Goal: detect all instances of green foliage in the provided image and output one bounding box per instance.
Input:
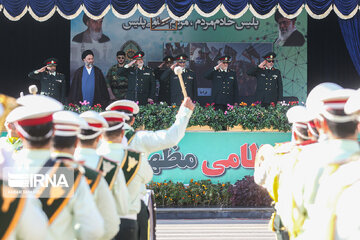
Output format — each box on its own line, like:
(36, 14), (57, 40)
(148, 176), (272, 207)
(134, 101), (297, 131)
(148, 179), (232, 207)
(66, 101), (298, 132)
(64, 102), (103, 113)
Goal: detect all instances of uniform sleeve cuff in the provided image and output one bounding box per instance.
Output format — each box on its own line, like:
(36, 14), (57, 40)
(124, 64), (130, 69)
(178, 105), (193, 119)
(34, 70), (39, 74)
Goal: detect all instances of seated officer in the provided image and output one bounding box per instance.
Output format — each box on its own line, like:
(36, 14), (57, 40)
(204, 55), (239, 111)
(53, 111), (118, 240)
(118, 51), (156, 105)
(28, 58), (66, 103)
(8, 95), (104, 240)
(160, 54), (197, 105)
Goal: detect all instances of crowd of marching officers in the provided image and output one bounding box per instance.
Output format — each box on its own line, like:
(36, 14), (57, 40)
(254, 83), (360, 240)
(28, 49), (283, 111)
(0, 92), (195, 239)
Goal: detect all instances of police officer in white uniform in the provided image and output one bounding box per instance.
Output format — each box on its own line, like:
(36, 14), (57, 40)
(8, 95), (105, 240)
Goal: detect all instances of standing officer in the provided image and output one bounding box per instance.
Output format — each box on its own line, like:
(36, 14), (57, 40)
(106, 51), (129, 101)
(160, 54), (197, 105)
(155, 56), (174, 104)
(106, 98), (195, 240)
(118, 51), (156, 105)
(247, 52), (283, 107)
(204, 55), (239, 111)
(28, 58), (66, 103)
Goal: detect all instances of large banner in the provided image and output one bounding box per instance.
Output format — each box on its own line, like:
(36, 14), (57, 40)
(70, 11), (307, 102)
(148, 131), (291, 184)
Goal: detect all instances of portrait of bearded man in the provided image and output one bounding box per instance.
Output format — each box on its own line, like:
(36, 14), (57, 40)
(274, 10), (305, 47)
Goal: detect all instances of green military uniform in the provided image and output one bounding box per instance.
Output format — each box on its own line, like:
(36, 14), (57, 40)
(118, 66), (156, 105)
(106, 64), (128, 100)
(28, 71), (66, 103)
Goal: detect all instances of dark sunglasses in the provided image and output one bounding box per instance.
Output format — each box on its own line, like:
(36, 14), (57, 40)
(267, 60), (274, 63)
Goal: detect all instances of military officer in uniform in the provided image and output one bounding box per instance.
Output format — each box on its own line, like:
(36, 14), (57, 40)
(8, 95), (105, 240)
(160, 54), (197, 105)
(118, 51), (156, 105)
(106, 98), (195, 240)
(291, 88), (359, 239)
(255, 105), (316, 240)
(155, 56), (174, 104)
(247, 52), (283, 107)
(28, 58), (66, 103)
(53, 111), (119, 240)
(0, 95), (48, 240)
(97, 111), (145, 240)
(204, 55), (239, 111)
(106, 51), (129, 101)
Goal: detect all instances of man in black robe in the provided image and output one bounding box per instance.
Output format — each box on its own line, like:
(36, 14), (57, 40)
(68, 50), (110, 107)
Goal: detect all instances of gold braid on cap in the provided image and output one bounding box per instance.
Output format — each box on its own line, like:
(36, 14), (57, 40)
(0, 94), (18, 132)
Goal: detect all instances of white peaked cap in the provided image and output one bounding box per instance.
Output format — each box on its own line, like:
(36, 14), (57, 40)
(306, 82), (343, 119)
(286, 105), (312, 124)
(344, 88), (360, 117)
(79, 111), (109, 129)
(7, 105), (59, 141)
(319, 88), (358, 123)
(16, 94), (63, 112)
(53, 111), (88, 137)
(106, 100), (139, 115)
(100, 111), (129, 132)
(78, 111), (108, 140)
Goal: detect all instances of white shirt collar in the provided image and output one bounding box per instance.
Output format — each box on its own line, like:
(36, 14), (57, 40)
(86, 67), (92, 75)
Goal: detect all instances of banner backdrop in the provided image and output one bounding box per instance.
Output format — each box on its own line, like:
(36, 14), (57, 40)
(70, 11), (307, 102)
(148, 131), (291, 184)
